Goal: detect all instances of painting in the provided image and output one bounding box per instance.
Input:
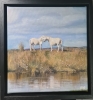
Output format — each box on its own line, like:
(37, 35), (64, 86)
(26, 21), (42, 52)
(7, 6), (88, 93)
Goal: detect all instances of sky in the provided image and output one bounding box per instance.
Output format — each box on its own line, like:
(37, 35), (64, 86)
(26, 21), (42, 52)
(7, 7), (87, 50)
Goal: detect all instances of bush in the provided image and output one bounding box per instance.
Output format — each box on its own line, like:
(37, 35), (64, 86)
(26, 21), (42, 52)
(18, 42), (24, 51)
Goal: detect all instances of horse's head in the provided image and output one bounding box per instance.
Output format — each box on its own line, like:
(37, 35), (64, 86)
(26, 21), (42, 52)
(46, 36), (50, 41)
(40, 36), (49, 42)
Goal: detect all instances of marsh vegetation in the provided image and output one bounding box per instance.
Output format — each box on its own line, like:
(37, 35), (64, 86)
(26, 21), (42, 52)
(8, 47), (87, 76)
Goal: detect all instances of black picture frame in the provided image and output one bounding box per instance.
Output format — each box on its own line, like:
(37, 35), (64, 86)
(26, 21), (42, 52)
(0, 0), (93, 100)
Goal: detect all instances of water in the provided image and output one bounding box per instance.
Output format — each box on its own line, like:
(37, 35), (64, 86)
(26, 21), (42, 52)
(7, 72), (88, 93)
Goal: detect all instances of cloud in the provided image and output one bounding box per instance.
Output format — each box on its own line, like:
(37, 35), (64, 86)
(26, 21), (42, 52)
(8, 24), (86, 36)
(61, 14), (86, 27)
(64, 40), (87, 47)
(8, 35), (27, 40)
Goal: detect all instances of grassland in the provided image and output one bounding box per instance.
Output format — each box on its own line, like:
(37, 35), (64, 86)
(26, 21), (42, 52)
(8, 47), (87, 76)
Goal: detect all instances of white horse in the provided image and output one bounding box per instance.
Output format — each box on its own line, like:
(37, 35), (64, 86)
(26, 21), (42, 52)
(29, 36), (46, 51)
(43, 36), (63, 52)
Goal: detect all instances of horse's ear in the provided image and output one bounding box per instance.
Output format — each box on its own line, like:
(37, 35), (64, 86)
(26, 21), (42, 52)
(41, 35), (44, 37)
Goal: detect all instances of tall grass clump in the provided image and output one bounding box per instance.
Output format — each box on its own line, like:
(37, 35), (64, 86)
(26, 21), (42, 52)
(18, 42), (24, 51)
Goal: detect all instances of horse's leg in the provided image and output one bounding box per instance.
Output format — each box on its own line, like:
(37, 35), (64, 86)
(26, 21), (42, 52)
(40, 44), (42, 51)
(51, 45), (52, 52)
(57, 44), (59, 52)
(29, 40), (31, 51)
(61, 41), (63, 51)
(61, 43), (63, 51)
(30, 44), (31, 51)
(41, 44), (42, 50)
(33, 45), (35, 51)
(61, 45), (63, 51)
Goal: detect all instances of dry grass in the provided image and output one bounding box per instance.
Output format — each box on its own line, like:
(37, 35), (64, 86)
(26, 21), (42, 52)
(8, 48), (87, 74)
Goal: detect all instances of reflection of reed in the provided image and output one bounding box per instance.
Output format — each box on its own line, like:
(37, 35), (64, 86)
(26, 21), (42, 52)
(8, 72), (28, 81)
(8, 72), (17, 81)
(62, 72), (80, 83)
(54, 72), (87, 84)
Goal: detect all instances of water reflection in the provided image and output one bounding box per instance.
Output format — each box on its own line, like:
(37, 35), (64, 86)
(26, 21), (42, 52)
(8, 72), (88, 93)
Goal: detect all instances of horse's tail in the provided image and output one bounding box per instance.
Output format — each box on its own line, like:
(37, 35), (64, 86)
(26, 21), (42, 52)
(29, 39), (31, 51)
(61, 40), (63, 51)
(29, 39), (31, 45)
